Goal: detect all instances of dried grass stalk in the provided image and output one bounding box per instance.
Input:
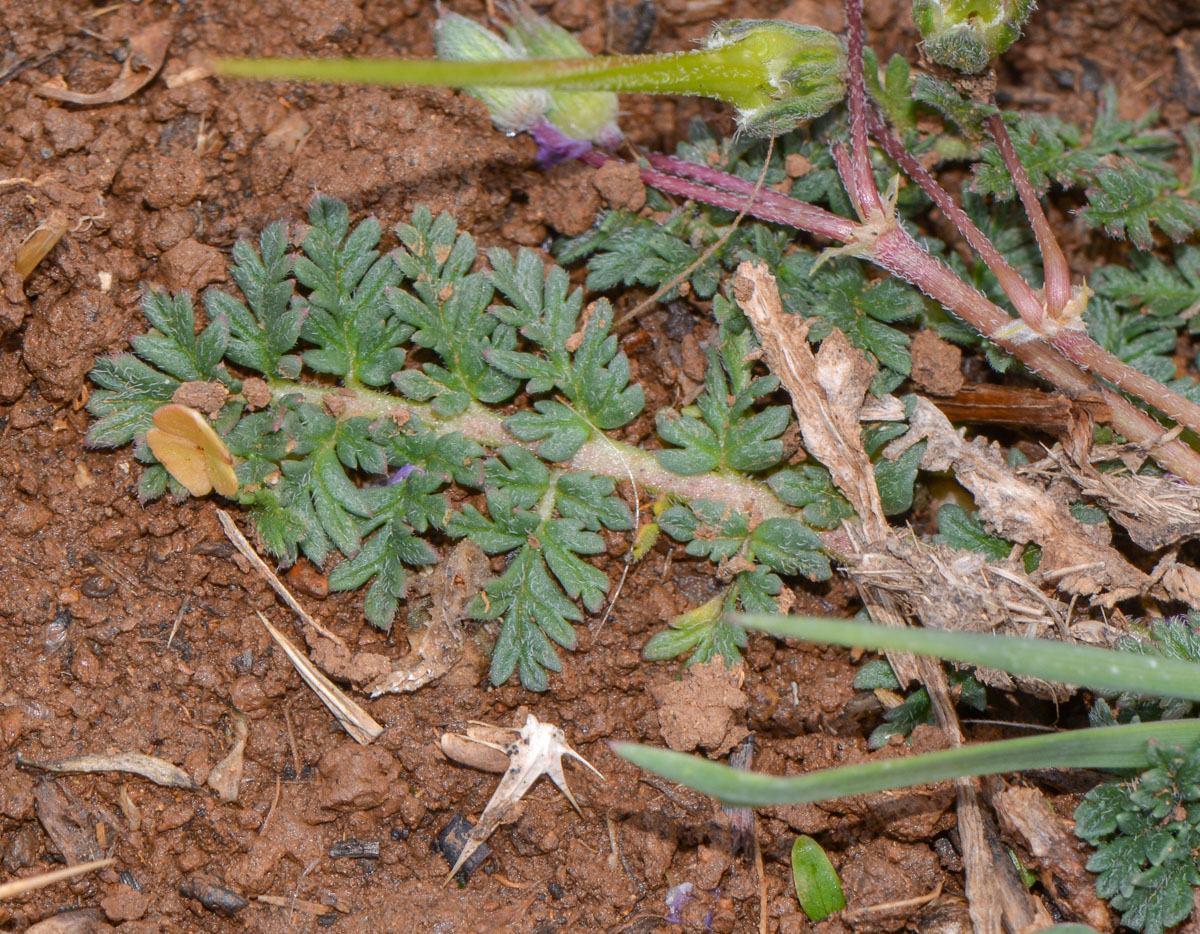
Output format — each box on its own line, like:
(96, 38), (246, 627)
(254, 611), (383, 745)
(0, 858), (115, 900)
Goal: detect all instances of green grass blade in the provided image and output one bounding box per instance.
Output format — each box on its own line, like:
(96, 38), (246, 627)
(615, 719), (1200, 808)
(733, 614), (1200, 701)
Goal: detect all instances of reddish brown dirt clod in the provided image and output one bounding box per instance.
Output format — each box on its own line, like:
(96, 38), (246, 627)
(910, 329), (964, 397)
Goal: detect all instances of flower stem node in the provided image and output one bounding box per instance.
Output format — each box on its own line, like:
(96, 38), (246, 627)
(992, 280), (1091, 344)
(911, 0), (1036, 73)
(812, 174), (902, 271)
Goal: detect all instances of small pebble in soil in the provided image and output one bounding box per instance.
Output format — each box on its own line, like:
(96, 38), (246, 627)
(390, 826), (409, 841)
(329, 839), (380, 859)
(80, 574), (116, 598)
(548, 881), (564, 900)
(434, 814), (491, 883)
(179, 872), (249, 917)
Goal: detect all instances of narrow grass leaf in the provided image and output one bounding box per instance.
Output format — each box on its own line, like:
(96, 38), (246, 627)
(733, 614), (1200, 701)
(615, 720), (1200, 808)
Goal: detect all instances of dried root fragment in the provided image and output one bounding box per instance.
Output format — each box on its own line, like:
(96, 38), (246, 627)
(844, 532), (1124, 699)
(35, 22), (172, 105)
(440, 713), (603, 884)
(1022, 447), (1200, 551)
(900, 397), (1148, 605)
(19, 751), (196, 789)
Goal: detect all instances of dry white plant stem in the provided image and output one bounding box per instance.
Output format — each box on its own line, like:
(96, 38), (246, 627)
(17, 751), (196, 789)
(0, 858), (115, 900)
(217, 508), (346, 647)
(440, 713), (603, 884)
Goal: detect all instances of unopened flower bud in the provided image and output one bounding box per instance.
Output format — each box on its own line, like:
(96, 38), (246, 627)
(703, 20), (846, 137)
(434, 11), (549, 133)
(502, 2), (622, 148)
(911, 0), (1036, 73)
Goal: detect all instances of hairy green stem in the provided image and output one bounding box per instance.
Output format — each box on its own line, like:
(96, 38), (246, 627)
(269, 379), (801, 525)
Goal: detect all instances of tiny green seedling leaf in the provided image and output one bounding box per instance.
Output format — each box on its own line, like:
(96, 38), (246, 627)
(791, 835), (846, 921)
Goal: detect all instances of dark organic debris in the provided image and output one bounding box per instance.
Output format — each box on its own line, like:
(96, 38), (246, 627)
(329, 839), (380, 860)
(434, 814), (491, 883)
(179, 873), (249, 917)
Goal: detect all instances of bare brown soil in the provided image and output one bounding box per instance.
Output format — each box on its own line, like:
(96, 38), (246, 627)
(0, 1), (1194, 932)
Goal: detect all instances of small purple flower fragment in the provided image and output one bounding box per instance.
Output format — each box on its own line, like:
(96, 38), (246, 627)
(386, 464), (422, 485)
(530, 120), (594, 168)
(664, 882), (693, 924)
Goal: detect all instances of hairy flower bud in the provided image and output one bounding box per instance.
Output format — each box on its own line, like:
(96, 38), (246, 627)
(702, 20), (846, 137)
(912, 0), (1036, 73)
(502, 2), (623, 149)
(433, 11), (549, 133)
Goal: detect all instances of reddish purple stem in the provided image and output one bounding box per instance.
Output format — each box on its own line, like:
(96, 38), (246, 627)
(843, 0), (883, 218)
(866, 108), (1045, 326)
(580, 149), (857, 240)
(987, 113), (1073, 315)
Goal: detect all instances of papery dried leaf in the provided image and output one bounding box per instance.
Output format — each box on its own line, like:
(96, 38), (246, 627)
(35, 22), (172, 105)
(20, 751), (196, 789)
(147, 403), (238, 497)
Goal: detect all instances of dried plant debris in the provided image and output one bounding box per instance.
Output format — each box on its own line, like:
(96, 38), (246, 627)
(254, 611), (384, 745)
(35, 22), (172, 105)
(989, 780), (1111, 932)
(34, 781), (115, 865)
(0, 858), (115, 901)
(845, 533), (1121, 699)
(1022, 448), (1200, 551)
(439, 713), (603, 883)
(206, 712), (248, 803)
(218, 509), (345, 646)
(15, 213), (68, 282)
(19, 751), (196, 789)
(899, 397), (1147, 605)
(368, 540), (491, 696)
(734, 261), (1049, 933)
(734, 260), (921, 683)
